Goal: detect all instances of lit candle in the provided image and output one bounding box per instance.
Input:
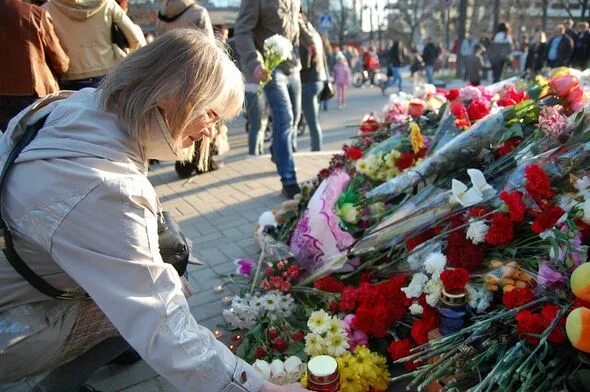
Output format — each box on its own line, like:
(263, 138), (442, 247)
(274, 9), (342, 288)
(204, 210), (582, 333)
(214, 285), (225, 293)
(214, 329), (223, 338)
(222, 296), (233, 303)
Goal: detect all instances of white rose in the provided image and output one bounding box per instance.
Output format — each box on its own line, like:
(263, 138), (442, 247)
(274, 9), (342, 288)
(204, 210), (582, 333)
(270, 359), (287, 385)
(253, 360), (271, 380)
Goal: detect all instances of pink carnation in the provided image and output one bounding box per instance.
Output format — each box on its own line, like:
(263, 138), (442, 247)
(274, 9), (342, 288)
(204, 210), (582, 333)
(539, 105), (574, 139)
(460, 86), (483, 103)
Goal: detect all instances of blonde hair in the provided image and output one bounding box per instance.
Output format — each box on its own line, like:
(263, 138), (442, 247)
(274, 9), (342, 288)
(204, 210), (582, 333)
(99, 29), (244, 166)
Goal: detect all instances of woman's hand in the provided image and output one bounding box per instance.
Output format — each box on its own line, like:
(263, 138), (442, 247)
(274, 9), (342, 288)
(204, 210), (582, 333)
(261, 381), (309, 392)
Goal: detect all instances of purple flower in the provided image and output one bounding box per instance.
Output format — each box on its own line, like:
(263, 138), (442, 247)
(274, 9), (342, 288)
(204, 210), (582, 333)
(234, 258), (256, 276)
(538, 263), (565, 287)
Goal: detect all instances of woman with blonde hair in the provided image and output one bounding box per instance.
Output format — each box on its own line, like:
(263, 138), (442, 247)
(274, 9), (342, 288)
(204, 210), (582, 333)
(0, 30), (307, 392)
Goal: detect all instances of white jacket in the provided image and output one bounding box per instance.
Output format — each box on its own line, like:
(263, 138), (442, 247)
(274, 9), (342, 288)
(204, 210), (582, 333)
(0, 89), (263, 392)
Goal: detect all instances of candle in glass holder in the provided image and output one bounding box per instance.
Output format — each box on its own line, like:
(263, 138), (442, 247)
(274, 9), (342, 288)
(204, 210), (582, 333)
(306, 355), (339, 392)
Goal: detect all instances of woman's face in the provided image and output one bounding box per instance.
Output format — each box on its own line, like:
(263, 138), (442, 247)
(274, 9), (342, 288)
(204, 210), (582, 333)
(180, 109), (220, 148)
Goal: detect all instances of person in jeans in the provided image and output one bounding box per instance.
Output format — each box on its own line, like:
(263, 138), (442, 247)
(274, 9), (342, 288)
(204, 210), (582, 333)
(234, 0), (313, 199)
(298, 12), (325, 151)
(0, 30), (305, 392)
(422, 37), (440, 84)
(0, 0), (69, 131)
(571, 22), (590, 70)
(245, 82), (270, 155)
(381, 39), (404, 94)
(47, 0), (146, 90)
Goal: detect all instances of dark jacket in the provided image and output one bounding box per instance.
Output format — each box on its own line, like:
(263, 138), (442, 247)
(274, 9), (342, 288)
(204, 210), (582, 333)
(572, 31), (590, 67)
(422, 43), (440, 66)
(0, 0), (69, 96)
(547, 34), (574, 66)
(525, 41), (548, 72)
(464, 52), (484, 83)
(299, 20), (326, 84)
(387, 42), (404, 67)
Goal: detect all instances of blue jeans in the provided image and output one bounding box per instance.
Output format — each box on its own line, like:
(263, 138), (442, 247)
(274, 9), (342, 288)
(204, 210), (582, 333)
(383, 66), (402, 91)
(301, 81), (323, 151)
(264, 69), (301, 186)
(425, 65), (435, 84)
(245, 91), (269, 155)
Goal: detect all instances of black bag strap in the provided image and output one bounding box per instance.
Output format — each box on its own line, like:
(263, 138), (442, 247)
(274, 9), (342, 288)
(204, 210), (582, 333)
(0, 106), (87, 300)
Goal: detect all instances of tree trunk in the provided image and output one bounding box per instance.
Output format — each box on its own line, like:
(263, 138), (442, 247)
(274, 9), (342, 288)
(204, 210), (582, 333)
(581, 0), (589, 21)
(469, 0), (480, 37)
(493, 0), (500, 32)
(456, 0), (468, 78)
(542, 0), (548, 30)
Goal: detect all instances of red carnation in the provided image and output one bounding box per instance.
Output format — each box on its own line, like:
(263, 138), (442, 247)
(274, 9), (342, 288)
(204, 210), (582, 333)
(408, 101), (425, 118)
(345, 146), (364, 161)
(498, 138), (522, 157)
(446, 89), (460, 101)
(291, 330), (304, 342)
(446, 230), (484, 271)
(338, 286), (359, 312)
(525, 164), (554, 204)
(531, 206), (564, 234)
(406, 228), (436, 251)
(396, 152), (416, 171)
(273, 337), (288, 352)
(515, 310), (546, 345)
(313, 276), (345, 293)
(541, 304), (566, 344)
(255, 347), (266, 359)
(360, 118), (380, 133)
(503, 287), (535, 309)
(469, 206), (491, 218)
(467, 97), (491, 121)
(451, 101), (470, 128)
(388, 339), (421, 371)
(410, 311), (439, 345)
(440, 268), (470, 293)
(500, 191), (526, 223)
(485, 213), (514, 246)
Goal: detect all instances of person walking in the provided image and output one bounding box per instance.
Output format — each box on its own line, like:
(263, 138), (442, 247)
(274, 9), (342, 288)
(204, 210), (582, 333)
(547, 24), (574, 68)
(381, 39), (404, 94)
(0, 30), (307, 392)
(571, 22), (590, 70)
(524, 30), (547, 77)
(464, 44), (485, 86)
(47, 0), (145, 91)
(460, 34), (476, 79)
(333, 52), (351, 110)
(298, 12), (325, 151)
(234, 0), (313, 199)
(156, 0), (213, 38)
(0, 0), (69, 131)
(489, 22), (513, 82)
(422, 37), (440, 85)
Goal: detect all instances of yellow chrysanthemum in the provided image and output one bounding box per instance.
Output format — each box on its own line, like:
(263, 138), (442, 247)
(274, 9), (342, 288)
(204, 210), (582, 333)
(340, 371), (364, 392)
(385, 168), (399, 180)
(356, 159), (369, 174)
(409, 122), (425, 154)
(300, 372), (308, 387)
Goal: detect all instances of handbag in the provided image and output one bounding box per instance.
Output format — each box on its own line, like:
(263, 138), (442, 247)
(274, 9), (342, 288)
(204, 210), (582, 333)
(0, 97), (192, 300)
(319, 53), (335, 101)
(111, 23), (129, 51)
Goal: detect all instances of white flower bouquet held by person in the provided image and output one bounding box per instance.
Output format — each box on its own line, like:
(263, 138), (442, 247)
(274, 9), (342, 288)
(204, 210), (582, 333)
(258, 35), (293, 92)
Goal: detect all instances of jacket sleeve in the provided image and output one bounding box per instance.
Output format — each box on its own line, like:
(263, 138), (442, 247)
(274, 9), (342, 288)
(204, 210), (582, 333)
(49, 178), (264, 392)
(199, 8), (214, 39)
(234, 0), (261, 80)
(40, 11), (69, 76)
(112, 2), (147, 51)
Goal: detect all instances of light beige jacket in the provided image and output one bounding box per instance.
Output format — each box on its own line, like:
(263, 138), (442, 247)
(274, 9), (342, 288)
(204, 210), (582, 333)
(47, 0), (146, 80)
(0, 89), (263, 392)
(156, 0), (213, 38)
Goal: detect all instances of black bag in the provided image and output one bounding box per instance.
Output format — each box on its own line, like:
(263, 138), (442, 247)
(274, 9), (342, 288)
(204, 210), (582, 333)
(319, 52), (335, 101)
(0, 100), (191, 300)
(111, 23), (129, 51)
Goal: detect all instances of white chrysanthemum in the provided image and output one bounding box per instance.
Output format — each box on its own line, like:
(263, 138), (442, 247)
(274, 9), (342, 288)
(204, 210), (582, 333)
(304, 333), (325, 356)
(583, 199), (590, 225)
(424, 279), (443, 307)
(326, 317), (347, 336)
(307, 309), (331, 334)
(466, 220), (489, 245)
(401, 273), (429, 298)
(263, 35), (293, 60)
(260, 292), (280, 312)
(424, 252), (447, 278)
(324, 332), (350, 357)
(409, 303), (424, 315)
(466, 284), (493, 313)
